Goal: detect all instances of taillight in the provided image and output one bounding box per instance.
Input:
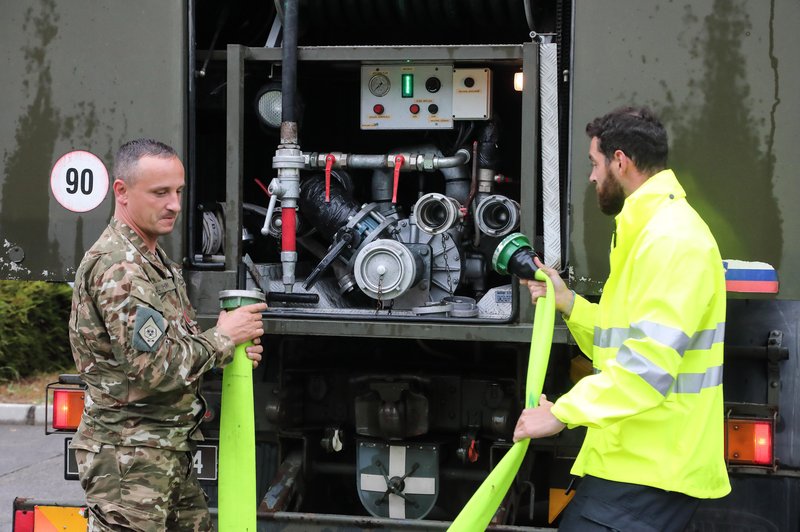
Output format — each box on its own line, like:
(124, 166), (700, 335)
(725, 418), (774, 466)
(13, 508), (34, 532)
(52, 388), (84, 431)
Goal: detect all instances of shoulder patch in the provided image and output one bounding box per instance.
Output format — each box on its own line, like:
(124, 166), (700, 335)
(132, 305), (167, 352)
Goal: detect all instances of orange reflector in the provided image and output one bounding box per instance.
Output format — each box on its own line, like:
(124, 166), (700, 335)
(548, 487), (576, 524)
(52, 389), (84, 430)
(34, 505), (87, 531)
(725, 418), (773, 466)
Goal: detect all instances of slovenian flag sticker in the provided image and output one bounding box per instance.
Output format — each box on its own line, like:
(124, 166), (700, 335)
(723, 260), (779, 294)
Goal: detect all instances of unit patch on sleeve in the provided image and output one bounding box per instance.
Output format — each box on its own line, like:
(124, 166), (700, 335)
(133, 305), (167, 352)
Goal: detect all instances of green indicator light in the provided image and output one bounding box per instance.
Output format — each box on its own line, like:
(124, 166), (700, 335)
(401, 73), (414, 98)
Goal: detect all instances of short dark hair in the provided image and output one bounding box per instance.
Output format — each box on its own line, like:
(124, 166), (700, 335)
(113, 138), (178, 183)
(586, 106), (668, 175)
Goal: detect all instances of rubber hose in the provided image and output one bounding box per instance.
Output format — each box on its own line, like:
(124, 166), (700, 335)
(449, 269), (555, 530)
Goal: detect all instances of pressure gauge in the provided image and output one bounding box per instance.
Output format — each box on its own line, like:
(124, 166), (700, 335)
(368, 73), (391, 97)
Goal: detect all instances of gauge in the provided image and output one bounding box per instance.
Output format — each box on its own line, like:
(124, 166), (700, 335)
(368, 73), (391, 97)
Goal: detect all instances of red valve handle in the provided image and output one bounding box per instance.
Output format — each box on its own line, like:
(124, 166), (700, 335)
(392, 155), (405, 204)
(468, 439), (479, 463)
(325, 154), (336, 203)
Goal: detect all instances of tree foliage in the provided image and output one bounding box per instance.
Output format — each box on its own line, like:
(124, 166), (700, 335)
(0, 281), (74, 381)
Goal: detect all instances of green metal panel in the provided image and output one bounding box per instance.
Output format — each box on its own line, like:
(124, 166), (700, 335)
(570, 0), (800, 299)
(0, 0), (187, 281)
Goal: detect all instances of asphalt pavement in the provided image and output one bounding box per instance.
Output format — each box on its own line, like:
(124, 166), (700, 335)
(0, 422), (85, 530)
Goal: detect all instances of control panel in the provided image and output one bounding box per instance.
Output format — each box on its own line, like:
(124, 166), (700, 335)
(360, 64), (454, 130)
(452, 68), (493, 120)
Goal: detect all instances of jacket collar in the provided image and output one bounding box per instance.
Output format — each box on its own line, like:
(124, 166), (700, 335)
(109, 218), (171, 274)
(613, 169), (685, 249)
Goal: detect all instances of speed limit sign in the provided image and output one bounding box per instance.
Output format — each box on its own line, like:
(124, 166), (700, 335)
(50, 150), (110, 213)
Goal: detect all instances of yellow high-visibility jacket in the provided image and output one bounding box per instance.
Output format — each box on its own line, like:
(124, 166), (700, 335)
(551, 169), (731, 499)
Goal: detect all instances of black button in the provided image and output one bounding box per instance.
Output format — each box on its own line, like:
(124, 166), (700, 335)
(428, 104), (439, 115)
(464, 77), (475, 88)
(425, 77), (441, 93)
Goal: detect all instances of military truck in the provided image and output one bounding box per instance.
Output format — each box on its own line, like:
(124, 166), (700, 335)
(5, 0), (800, 529)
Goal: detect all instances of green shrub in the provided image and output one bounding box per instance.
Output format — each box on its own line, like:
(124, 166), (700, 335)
(0, 280), (74, 381)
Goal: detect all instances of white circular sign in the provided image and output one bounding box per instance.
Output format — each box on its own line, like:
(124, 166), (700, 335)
(50, 150), (110, 213)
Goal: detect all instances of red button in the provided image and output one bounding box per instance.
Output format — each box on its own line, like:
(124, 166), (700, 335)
(373, 104), (385, 114)
(409, 104), (420, 114)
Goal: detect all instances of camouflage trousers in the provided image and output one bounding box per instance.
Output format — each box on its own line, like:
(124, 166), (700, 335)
(75, 444), (212, 532)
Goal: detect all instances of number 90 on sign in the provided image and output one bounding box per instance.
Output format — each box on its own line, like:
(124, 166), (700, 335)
(50, 150), (110, 213)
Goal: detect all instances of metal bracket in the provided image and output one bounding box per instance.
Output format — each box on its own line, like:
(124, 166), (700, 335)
(766, 330), (789, 406)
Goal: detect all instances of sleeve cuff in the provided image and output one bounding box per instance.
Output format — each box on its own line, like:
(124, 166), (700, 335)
(564, 293), (592, 325)
(202, 327), (236, 366)
(550, 398), (580, 430)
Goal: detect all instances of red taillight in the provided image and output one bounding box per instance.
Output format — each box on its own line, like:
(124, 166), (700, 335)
(52, 389), (84, 430)
(752, 422), (773, 464)
(725, 418), (773, 466)
(13, 509), (34, 532)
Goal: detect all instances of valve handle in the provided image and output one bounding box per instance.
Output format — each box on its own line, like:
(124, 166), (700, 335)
(302, 230), (353, 290)
(325, 154), (336, 203)
(392, 155), (405, 204)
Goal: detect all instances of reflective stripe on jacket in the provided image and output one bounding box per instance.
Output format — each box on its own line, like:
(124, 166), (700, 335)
(551, 169), (731, 499)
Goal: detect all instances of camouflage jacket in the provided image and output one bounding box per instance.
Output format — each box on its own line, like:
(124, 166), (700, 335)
(69, 219), (234, 451)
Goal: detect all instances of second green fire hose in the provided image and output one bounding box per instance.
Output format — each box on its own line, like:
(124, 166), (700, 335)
(449, 268), (555, 530)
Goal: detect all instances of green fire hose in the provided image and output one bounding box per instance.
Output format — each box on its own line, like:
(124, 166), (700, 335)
(449, 268), (555, 530)
(218, 290), (265, 532)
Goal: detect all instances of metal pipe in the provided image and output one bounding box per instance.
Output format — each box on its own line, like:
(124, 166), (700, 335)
(305, 149), (470, 172)
(441, 160), (470, 205)
(281, 207), (297, 251)
(436, 148), (471, 169)
(272, 0), (303, 292)
(246, 510), (451, 529)
(348, 154), (390, 168)
(370, 168), (393, 210)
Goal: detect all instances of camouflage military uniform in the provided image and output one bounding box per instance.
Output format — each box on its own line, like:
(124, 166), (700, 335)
(70, 219), (234, 531)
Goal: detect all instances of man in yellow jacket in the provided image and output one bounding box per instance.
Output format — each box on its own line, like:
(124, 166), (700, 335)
(514, 106), (730, 531)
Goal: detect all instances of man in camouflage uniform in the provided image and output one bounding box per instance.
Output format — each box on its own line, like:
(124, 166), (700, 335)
(69, 138), (267, 531)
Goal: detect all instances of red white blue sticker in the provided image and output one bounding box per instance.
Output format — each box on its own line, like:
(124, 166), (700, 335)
(50, 150), (110, 213)
(723, 260), (779, 294)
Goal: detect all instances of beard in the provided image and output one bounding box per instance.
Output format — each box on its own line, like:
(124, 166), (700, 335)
(597, 169), (625, 215)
